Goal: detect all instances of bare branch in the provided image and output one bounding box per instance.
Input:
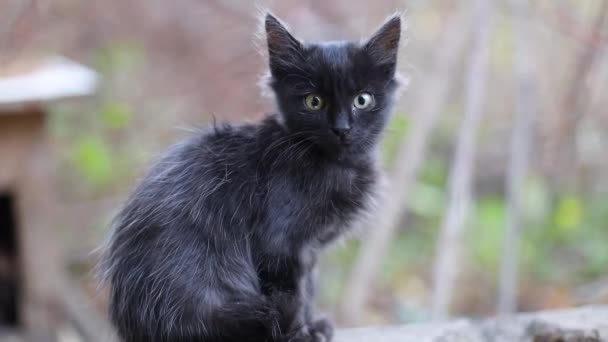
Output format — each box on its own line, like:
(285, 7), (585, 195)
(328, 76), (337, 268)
(431, 0), (493, 321)
(0, 0), (33, 65)
(545, 0), (608, 183)
(497, 0), (538, 315)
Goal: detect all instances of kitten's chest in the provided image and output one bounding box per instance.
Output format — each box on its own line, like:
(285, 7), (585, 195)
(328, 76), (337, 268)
(291, 161), (378, 226)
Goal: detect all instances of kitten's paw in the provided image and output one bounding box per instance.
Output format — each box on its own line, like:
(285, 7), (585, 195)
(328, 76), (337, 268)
(311, 331), (328, 342)
(310, 318), (334, 342)
(284, 319), (333, 342)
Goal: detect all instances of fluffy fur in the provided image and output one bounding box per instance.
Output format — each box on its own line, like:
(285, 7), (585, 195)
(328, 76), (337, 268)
(100, 13), (402, 342)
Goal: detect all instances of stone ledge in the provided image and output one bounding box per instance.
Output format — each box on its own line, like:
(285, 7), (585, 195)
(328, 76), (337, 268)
(335, 306), (608, 341)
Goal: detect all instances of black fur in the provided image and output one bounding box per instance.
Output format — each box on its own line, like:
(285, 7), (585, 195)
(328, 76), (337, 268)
(100, 13), (402, 342)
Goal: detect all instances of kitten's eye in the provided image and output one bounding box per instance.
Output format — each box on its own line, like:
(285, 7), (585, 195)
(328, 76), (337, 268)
(304, 94), (324, 111)
(353, 93), (374, 110)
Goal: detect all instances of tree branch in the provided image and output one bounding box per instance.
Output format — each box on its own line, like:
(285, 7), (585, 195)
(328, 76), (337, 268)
(497, 0), (538, 315)
(431, 0), (493, 321)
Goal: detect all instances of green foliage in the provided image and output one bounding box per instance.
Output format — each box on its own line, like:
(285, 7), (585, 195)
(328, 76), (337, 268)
(469, 197), (506, 270)
(420, 158), (448, 187)
(318, 240), (361, 307)
(408, 158), (448, 218)
(51, 40), (139, 193)
(95, 41), (144, 73)
(570, 195), (608, 278)
(101, 102), (132, 129)
(579, 235), (608, 278)
(382, 225), (438, 283)
(521, 177), (552, 224)
(489, 14), (514, 69)
(408, 182), (445, 218)
(382, 113), (410, 166)
(518, 189), (608, 282)
(553, 195), (584, 235)
(72, 136), (113, 186)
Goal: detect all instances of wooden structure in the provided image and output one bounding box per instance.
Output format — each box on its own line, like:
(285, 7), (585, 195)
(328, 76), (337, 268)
(0, 57), (97, 341)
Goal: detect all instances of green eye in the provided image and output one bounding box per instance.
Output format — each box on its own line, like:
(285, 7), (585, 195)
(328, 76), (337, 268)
(304, 94), (324, 111)
(353, 92), (374, 110)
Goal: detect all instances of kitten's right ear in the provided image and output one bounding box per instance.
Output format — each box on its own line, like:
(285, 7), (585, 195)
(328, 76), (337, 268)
(364, 14), (402, 68)
(265, 14), (302, 73)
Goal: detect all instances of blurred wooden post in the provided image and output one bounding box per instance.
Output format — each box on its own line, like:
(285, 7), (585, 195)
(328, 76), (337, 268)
(20, 110), (61, 341)
(0, 108), (59, 341)
(546, 0), (608, 184)
(497, 0), (537, 315)
(0, 57), (98, 340)
(431, 0), (492, 321)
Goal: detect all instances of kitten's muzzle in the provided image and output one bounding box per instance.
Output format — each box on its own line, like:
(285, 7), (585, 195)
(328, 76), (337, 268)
(331, 126), (352, 142)
(330, 111), (353, 142)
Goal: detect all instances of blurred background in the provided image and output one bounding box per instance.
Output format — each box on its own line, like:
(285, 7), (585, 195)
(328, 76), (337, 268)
(1, 0), (607, 340)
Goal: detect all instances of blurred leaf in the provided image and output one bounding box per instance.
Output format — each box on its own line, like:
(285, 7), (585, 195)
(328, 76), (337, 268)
(573, 194), (608, 278)
(478, 198), (506, 228)
(72, 137), (113, 185)
(408, 182), (444, 217)
(553, 195), (584, 233)
(469, 197), (506, 269)
(101, 102), (132, 129)
(421, 158), (447, 187)
(522, 176), (551, 223)
(95, 41), (143, 73)
(382, 113), (410, 165)
(318, 240), (360, 307)
(489, 15), (513, 69)
(581, 236), (608, 277)
(381, 232), (436, 285)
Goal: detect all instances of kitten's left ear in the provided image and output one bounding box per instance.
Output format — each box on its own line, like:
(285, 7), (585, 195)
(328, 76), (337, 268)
(265, 13), (302, 73)
(364, 14), (402, 68)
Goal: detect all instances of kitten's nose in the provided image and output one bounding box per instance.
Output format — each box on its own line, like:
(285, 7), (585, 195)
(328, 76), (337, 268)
(331, 126), (351, 139)
(331, 112), (352, 140)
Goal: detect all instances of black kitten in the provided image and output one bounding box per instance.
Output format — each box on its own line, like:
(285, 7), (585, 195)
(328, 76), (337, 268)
(101, 13), (402, 342)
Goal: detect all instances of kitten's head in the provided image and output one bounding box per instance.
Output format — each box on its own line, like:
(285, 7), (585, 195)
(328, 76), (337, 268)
(264, 13), (402, 158)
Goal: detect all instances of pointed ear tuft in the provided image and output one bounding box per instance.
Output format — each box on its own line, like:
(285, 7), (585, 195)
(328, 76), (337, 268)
(364, 14), (402, 67)
(265, 13), (301, 59)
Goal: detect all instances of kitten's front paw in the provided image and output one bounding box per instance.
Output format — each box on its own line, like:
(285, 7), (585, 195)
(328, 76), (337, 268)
(310, 318), (334, 342)
(285, 319), (334, 342)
